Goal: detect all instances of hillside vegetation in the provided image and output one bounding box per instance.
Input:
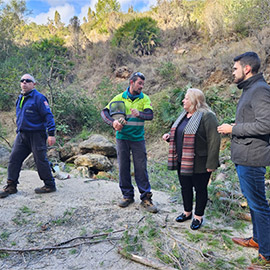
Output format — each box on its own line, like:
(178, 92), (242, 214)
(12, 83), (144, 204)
(1, 0), (270, 141)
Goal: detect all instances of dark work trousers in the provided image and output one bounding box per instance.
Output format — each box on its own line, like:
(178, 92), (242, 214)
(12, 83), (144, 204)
(8, 131), (55, 187)
(116, 139), (151, 200)
(177, 167), (211, 216)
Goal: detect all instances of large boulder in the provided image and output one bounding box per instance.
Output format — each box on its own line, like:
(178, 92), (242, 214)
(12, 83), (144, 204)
(74, 153), (112, 171)
(59, 143), (80, 161)
(0, 144), (10, 167)
(79, 134), (116, 157)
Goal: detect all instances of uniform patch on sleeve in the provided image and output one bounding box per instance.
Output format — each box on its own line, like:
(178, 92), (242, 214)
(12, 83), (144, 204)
(44, 101), (50, 108)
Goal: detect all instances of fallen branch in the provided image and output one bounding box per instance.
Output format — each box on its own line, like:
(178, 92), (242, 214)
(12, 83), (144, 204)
(0, 237), (121, 253)
(83, 178), (107, 183)
(0, 229), (126, 253)
(137, 216), (145, 224)
(155, 244), (182, 270)
(56, 228), (125, 246)
(118, 247), (177, 270)
(165, 232), (208, 261)
(166, 229), (243, 268)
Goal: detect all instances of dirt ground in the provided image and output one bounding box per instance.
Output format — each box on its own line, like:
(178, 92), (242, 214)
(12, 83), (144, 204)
(0, 168), (259, 270)
(0, 170), (182, 270)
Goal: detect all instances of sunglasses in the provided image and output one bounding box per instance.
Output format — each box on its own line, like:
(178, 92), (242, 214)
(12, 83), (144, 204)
(20, 79), (33, 83)
(134, 72), (145, 79)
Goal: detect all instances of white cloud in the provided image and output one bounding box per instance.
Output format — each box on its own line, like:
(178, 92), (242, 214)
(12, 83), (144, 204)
(28, 4), (75, 25)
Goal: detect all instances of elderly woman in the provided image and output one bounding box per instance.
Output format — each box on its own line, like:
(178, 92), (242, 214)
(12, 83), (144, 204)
(162, 88), (220, 230)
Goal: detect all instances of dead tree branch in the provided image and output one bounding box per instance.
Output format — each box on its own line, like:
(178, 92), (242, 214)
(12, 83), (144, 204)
(0, 229), (125, 253)
(118, 247), (178, 270)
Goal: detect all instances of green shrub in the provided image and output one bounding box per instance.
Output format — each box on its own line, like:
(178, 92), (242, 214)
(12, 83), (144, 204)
(94, 77), (124, 111)
(31, 36), (74, 83)
(205, 86), (238, 124)
(0, 36), (74, 111)
(0, 49), (27, 111)
(111, 17), (160, 55)
(148, 86), (187, 135)
(53, 86), (100, 135)
(156, 61), (177, 82)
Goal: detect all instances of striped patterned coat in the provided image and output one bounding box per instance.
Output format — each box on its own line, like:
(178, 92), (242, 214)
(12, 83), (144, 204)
(168, 111), (220, 174)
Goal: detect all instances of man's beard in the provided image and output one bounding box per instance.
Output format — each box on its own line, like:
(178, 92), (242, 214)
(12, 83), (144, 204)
(234, 72), (245, 84)
(133, 88), (142, 95)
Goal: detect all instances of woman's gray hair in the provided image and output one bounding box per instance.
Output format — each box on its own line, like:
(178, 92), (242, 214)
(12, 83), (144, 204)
(186, 88), (212, 113)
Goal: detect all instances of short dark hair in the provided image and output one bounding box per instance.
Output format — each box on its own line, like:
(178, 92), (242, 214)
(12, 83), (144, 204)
(129, 72), (145, 83)
(234, 52), (261, 74)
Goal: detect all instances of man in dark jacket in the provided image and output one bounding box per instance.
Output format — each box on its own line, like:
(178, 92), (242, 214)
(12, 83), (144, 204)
(0, 74), (56, 198)
(218, 52), (270, 269)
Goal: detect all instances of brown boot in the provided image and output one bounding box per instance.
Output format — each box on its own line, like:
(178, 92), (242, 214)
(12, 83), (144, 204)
(34, 185), (56, 194)
(141, 193), (158, 213)
(0, 181), (18, 198)
(118, 198), (134, 208)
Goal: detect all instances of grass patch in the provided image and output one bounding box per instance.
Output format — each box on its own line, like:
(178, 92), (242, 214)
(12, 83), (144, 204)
(0, 231), (10, 240)
(51, 208), (76, 226)
(147, 161), (180, 195)
(19, 205), (35, 215)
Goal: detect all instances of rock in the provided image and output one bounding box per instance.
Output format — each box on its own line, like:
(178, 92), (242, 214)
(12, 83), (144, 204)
(59, 143), (80, 161)
(22, 150), (59, 170)
(173, 47), (188, 55)
(0, 144), (10, 167)
(115, 66), (132, 79)
(79, 134), (116, 157)
(22, 153), (36, 169)
(220, 164), (227, 170)
(48, 148), (60, 160)
(76, 166), (91, 178)
(66, 155), (79, 163)
(95, 171), (112, 179)
(215, 172), (226, 181)
(54, 172), (70, 180)
(74, 153), (112, 171)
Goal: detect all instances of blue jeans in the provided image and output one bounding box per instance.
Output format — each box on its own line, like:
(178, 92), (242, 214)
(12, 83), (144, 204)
(116, 139), (151, 200)
(236, 165), (270, 258)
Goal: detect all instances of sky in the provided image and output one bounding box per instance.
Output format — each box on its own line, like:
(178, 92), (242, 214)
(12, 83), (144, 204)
(20, 0), (158, 25)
